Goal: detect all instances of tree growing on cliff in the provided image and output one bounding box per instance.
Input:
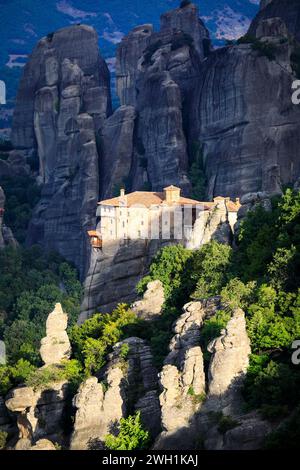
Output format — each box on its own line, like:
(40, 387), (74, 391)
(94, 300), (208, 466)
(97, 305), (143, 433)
(104, 412), (150, 450)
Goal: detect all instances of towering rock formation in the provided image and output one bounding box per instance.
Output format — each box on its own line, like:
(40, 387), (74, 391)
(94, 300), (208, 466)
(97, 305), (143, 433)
(160, 1), (210, 59)
(193, 15), (300, 199)
(116, 25), (153, 107)
(40, 303), (71, 366)
(115, 2), (209, 193)
(70, 337), (161, 449)
(250, 0), (300, 42)
(11, 25), (111, 276)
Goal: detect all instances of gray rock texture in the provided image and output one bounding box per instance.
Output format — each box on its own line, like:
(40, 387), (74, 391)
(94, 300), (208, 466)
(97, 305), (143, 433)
(11, 25), (111, 277)
(154, 301), (209, 449)
(207, 309), (251, 412)
(250, 0), (300, 42)
(160, 2), (210, 59)
(193, 37), (300, 199)
(0, 186), (18, 249)
(70, 337), (160, 449)
(5, 381), (69, 443)
(131, 280), (165, 320)
(40, 303), (71, 366)
(99, 105), (136, 199)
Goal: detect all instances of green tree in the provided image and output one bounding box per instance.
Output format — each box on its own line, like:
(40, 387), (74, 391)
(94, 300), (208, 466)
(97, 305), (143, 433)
(105, 412), (150, 450)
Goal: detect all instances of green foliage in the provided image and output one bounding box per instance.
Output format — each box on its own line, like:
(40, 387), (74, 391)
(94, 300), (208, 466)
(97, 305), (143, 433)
(187, 386), (206, 405)
(0, 359), (36, 396)
(119, 343), (130, 360)
(191, 241), (232, 300)
(236, 35), (276, 60)
(104, 412), (150, 450)
(220, 278), (256, 310)
(69, 304), (138, 374)
(136, 244), (193, 306)
(200, 309), (231, 364)
(188, 142), (207, 201)
(264, 406), (300, 449)
(217, 415), (239, 435)
(0, 175), (41, 243)
(243, 355), (300, 420)
(0, 246), (81, 365)
(251, 40), (276, 61)
(0, 430), (7, 449)
(25, 360), (83, 391)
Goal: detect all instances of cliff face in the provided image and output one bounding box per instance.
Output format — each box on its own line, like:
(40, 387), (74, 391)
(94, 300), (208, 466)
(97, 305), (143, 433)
(9, 1), (300, 288)
(193, 31), (300, 198)
(11, 25), (111, 276)
(250, 0), (300, 42)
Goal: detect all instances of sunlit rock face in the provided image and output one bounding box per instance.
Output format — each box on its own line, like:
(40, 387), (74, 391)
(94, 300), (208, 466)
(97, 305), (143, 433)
(11, 25), (111, 277)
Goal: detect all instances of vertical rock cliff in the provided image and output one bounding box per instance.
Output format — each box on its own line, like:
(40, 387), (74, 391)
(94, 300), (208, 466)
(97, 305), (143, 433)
(193, 11), (300, 198)
(11, 25), (111, 276)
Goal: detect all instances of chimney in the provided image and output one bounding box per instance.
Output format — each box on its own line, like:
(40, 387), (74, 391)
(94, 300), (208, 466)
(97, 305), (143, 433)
(164, 186), (181, 203)
(120, 188), (125, 197)
(236, 197), (240, 205)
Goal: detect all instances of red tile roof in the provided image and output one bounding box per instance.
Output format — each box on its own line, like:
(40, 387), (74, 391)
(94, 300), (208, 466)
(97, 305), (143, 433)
(99, 191), (212, 210)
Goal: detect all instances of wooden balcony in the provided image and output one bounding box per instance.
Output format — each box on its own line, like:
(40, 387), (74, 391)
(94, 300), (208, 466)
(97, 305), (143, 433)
(87, 230), (102, 249)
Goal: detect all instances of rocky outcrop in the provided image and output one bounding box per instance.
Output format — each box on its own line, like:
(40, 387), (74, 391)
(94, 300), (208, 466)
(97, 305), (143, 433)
(11, 25), (111, 276)
(99, 105), (136, 199)
(160, 2), (210, 59)
(40, 303), (71, 366)
(0, 150), (30, 179)
(70, 377), (104, 450)
(155, 301), (212, 449)
(80, 238), (172, 320)
(116, 25), (153, 107)
(131, 280), (165, 320)
(249, 0), (300, 42)
(70, 337), (160, 449)
(0, 186), (18, 249)
(207, 309), (251, 412)
(193, 31), (300, 199)
(5, 381), (69, 446)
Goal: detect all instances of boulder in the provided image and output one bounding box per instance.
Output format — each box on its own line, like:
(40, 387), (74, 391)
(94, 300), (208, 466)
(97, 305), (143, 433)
(131, 280), (165, 320)
(207, 309), (251, 412)
(40, 303), (71, 366)
(70, 377), (104, 450)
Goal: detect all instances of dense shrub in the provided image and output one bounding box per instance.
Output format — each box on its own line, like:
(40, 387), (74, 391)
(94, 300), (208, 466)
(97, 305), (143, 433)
(0, 431), (7, 449)
(69, 304), (138, 374)
(105, 412), (150, 450)
(0, 175), (40, 243)
(0, 246), (82, 365)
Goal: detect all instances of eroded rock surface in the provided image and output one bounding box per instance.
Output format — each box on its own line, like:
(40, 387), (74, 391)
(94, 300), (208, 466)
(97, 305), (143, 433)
(207, 308), (251, 412)
(155, 301), (211, 449)
(12, 25), (111, 276)
(131, 280), (165, 320)
(40, 303), (71, 366)
(70, 337), (160, 449)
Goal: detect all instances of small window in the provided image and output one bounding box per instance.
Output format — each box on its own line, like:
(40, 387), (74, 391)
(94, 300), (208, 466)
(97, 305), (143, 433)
(111, 219), (113, 224)
(122, 221), (125, 228)
(141, 220), (144, 226)
(138, 230), (141, 237)
(120, 210), (122, 216)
